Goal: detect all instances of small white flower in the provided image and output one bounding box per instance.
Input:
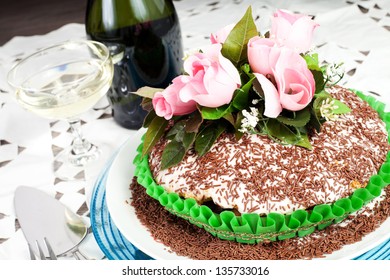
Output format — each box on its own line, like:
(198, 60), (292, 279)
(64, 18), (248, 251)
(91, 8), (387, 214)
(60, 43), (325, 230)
(252, 99), (260, 105)
(320, 98), (339, 121)
(326, 62), (345, 84)
(239, 107), (260, 133)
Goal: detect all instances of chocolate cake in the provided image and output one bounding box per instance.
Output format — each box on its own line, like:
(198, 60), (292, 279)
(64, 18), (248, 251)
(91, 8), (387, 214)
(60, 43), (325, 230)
(130, 7), (390, 258)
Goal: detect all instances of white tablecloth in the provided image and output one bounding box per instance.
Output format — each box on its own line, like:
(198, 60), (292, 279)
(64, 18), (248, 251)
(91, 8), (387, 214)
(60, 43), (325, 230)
(0, 0), (389, 259)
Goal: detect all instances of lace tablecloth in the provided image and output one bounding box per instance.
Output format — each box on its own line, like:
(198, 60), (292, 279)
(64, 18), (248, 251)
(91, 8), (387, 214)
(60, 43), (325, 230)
(0, 0), (389, 259)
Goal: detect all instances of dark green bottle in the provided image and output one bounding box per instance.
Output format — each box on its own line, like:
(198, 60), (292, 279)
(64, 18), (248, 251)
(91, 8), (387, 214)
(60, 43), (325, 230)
(85, 0), (183, 129)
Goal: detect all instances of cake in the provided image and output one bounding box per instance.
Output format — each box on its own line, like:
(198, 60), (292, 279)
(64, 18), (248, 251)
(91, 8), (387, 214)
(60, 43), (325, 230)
(131, 7), (390, 258)
(149, 87), (388, 215)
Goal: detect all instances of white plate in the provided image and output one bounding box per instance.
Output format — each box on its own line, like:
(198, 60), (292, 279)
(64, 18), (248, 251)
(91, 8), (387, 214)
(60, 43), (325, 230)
(105, 131), (390, 260)
(105, 129), (188, 260)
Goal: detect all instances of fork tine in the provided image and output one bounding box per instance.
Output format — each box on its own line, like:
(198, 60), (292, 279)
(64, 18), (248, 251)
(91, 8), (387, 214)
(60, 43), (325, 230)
(36, 240), (46, 260)
(29, 239), (57, 260)
(43, 237), (57, 260)
(27, 243), (36, 260)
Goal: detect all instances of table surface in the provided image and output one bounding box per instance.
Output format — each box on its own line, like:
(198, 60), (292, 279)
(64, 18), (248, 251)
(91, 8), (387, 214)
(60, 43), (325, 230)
(0, 0), (390, 260)
(0, 0), (86, 46)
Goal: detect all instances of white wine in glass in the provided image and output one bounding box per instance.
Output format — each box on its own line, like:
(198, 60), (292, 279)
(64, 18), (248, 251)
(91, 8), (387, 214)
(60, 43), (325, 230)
(7, 40), (114, 180)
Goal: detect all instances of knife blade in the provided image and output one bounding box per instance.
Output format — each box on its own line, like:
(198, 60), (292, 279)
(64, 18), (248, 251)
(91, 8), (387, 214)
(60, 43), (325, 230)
(14, 186), (88, 258)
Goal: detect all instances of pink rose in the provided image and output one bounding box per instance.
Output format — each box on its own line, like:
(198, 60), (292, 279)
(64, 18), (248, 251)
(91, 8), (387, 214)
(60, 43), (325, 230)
(271, 9), (319, 53)
(248, 36), (315, 118)
(152, 76), (197, 120)
(247, 37), (277, 75)
(179, 44), (241, 108)
(210, 24), (235, 44)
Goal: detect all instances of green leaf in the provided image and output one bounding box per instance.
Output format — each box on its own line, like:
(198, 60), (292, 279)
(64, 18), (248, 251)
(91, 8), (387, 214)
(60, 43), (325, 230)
(235, 130), (244, 141)
(182, 132), (196, 150)
(303, 53), (321, 71)
(308, 107), (322, 132)
(332, 99), (351, 115)
(314, 90), (332, 99)
(221, 6), (258, 67)
(241, 63), (252, 76)
(277, 108), (311, 128)
(200, 104), (231, 120)
(311, 70), (325, 94)
(161, 140), (186, 170)
(241, 75), (255, 93)
(166, 121), (186, 141)
(168, 121), (196, 148)
(185, 111), (203, 133)
(265, 119), (312, 149)
(312, 92), (351, 117)
(232, 88), (249, 110)
(134, 86), (164, 99)
(223, 113), (235, 126)
(313, 91), (329, 117)
(143, 109), (157, 128)
(234, 111), (244, 140)
(142, 116), (169, 156)
(162, 120), (197, 167)
(141, 97), (153, 111)
(195, 122), (226, 156)
(295, 133), (313, 149)
(241, 63), (255, 79)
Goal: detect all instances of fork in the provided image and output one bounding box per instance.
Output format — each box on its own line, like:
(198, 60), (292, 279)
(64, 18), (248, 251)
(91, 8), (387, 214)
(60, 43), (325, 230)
(28, 237), (57, 260)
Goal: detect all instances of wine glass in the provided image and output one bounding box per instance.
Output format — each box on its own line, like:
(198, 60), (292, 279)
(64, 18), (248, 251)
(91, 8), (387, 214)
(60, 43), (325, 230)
(7, 40), (114, 180)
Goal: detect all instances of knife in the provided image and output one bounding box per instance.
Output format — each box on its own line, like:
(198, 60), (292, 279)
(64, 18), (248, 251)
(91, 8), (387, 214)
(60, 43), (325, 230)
(14, 186), (88, 258)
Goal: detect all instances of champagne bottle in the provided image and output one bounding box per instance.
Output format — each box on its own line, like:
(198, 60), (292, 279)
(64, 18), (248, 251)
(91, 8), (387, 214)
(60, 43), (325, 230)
(85, 0), (184, 129)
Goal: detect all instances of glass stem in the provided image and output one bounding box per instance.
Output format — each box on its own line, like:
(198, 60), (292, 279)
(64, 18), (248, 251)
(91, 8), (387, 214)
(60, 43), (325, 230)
(68, 119), (92, 155)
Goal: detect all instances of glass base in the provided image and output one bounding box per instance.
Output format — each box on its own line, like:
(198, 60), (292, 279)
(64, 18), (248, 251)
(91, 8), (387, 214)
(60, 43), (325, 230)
(53, 140), (113, 182)
(68, 143), (100, 166)
(53, 144), (101, 181)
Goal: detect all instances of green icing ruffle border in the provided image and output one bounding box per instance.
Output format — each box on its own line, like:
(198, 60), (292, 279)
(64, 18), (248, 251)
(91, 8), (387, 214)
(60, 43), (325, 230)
(133, 89), (390, 244)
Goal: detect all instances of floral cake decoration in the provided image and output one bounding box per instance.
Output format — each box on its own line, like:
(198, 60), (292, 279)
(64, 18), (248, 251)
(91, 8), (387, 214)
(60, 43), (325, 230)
(135, 6), (350, 170)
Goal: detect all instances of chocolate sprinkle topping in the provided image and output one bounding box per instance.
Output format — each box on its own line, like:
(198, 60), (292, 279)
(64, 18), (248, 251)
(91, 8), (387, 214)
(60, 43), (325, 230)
(130, 179), (390, 260)
(149, 87), (389, 215)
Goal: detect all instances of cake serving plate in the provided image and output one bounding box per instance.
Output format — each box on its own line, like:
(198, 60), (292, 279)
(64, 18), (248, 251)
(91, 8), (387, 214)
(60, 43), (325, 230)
(91, 129), (390, 260)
